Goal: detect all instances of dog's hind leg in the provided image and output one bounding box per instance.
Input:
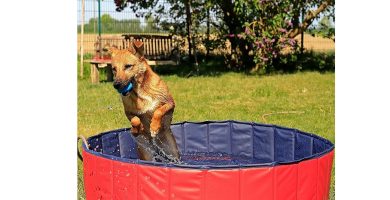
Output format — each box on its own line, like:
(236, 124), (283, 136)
(135, 135), (155, 161)
(152, 110), (180, 162)
(155, 129), (181, 163)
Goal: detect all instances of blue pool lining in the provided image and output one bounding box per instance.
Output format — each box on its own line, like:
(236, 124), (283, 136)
(82, 120), (334, 169)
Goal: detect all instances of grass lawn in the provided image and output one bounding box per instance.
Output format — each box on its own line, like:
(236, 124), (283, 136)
(77, 68), (335, 199)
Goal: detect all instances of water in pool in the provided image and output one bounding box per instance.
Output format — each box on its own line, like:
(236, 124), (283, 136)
(136, 137), (267, 166)
(91, 132), (270, 166)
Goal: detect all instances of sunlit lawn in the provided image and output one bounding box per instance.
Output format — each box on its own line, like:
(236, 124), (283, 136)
(77, 67), (335, 199)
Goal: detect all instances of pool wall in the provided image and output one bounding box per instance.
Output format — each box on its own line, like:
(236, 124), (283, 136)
(82, 121), (334, 200)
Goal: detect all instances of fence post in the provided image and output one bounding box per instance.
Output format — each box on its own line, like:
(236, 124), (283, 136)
(93, 0), (96, 33)
(98, 0), (102, 58)
(80, 0), (85, 78)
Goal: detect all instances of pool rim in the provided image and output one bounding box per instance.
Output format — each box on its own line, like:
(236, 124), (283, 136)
(82, 120), (334, 169)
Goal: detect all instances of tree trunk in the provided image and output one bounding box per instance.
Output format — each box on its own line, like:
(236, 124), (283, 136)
(300, 5), (305, 54)
(291, 0), (300, 29)
(220, 1), (238, 67)
(219, 0), (254, 70)
(184, 0), (192, 60)
(288, 0), (334, 38)
(206, 8), (210, 58)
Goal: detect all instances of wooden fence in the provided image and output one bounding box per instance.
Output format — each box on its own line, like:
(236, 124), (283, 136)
(77, 33), (335, 56)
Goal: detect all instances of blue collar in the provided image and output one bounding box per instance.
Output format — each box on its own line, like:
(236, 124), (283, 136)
(117, 82), (133, 95)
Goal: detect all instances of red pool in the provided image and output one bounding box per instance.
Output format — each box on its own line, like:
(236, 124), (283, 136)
(82, 121), (334, 200)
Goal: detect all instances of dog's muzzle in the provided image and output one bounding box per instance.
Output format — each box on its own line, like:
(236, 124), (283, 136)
(114, 81), (133, 96)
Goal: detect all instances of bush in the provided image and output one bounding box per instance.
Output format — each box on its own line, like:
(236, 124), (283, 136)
(270, 50), (335, 73)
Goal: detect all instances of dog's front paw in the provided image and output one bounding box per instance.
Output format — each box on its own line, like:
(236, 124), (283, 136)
(131, 116), (141, 127)
(150, 120), (160, 138)
(131, 127), (140, 136)
(150, 129), (158, 138)
(130, 116), (144, 136)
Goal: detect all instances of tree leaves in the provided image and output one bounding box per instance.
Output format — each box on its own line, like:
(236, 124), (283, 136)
(110, 0), (334, 71)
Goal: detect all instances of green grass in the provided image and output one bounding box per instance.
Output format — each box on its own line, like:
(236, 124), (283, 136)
(78, 70), (335, 199)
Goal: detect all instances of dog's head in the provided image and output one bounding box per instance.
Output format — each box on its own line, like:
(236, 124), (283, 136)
(109, 40), (146, 94)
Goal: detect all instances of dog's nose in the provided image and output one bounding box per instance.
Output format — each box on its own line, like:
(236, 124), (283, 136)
(113, 81), (121, 89)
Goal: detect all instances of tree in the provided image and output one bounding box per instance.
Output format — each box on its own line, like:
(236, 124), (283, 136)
(143, 16), (159, 33)
(215, 0), (335, 70)
(308, 15), (335, 41)
(77, 14), (144, 34)
(113, 0), (203, 62)
(124, 19), (143, 33)
(112, 0), (335, 71)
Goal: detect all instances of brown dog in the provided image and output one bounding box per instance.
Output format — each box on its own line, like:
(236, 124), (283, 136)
(109, 40), (180, 163)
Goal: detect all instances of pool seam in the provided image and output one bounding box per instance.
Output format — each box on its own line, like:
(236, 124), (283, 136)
(206, 123), (210, 154)
(182, 123), (186, 156)
(273, 126), (276, 162)
(168, 168), (171, 200)
(251, 123), (254, 160)
(229, 122), (232, 155)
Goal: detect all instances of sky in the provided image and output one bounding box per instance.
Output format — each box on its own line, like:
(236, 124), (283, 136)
(77, 0), (167, 25)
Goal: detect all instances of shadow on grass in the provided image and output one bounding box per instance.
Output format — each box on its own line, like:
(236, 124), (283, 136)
(154, 51), (335, 77)
(151, 55), (231, 78)
(270, 50), (335, 74)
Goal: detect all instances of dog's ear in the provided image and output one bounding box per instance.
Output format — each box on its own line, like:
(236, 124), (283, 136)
(103, 44), (117, 56)
(107, 46), (119, 56)
(131, 40), (144, 58)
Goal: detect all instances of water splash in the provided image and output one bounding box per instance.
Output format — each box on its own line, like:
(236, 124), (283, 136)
(132, 135), (177, 163)
(151, 138), (182, 164)
(130, 132), (182, 164)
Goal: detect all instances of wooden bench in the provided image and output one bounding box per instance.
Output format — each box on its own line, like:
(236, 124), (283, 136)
(87, 34), (179, 84)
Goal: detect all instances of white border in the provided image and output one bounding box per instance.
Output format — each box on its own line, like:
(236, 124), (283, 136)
(0, 0), (77, 199)
(336, 0), (390, 199)
(1, 0), (390, 199)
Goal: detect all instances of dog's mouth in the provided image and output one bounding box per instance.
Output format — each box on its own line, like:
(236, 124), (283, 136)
(118, 78), (136, 96)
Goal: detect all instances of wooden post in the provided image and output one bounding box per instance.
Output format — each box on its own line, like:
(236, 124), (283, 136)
(158, 39), (162, 58)
(153, 38), (157, 60)
(106, 65), (113, 82)
(146, 38), (150, 56)
(167, 38), (171, 53)
(156, 38), (160, 57)
(164, 39), (168, 58)
(90, 64), (99, 84)
(80, 0), (85, 78)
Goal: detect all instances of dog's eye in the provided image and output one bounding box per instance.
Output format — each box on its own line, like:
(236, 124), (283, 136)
(112, 67), (117, 73)
(124, 64), (133, 70)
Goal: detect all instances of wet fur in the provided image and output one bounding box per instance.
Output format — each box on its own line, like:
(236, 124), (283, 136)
(109, 41), (180, 162)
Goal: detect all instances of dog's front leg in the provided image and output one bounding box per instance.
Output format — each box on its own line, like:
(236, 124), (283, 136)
(131, 116), (145, 136)
(125, 112), (144, 136)
(150, 102), (174, 137)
